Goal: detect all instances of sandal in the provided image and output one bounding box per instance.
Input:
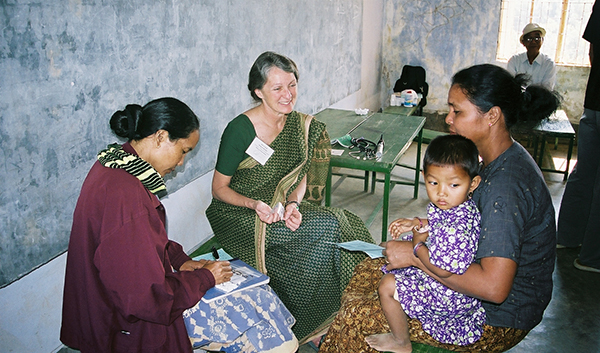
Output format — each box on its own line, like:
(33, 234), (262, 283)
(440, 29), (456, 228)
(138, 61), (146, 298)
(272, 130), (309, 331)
(573, 258), (600, 273)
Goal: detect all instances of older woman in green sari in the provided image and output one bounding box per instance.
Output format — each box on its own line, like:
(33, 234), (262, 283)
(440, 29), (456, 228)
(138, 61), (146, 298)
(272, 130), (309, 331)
(206, 51), (375, 341)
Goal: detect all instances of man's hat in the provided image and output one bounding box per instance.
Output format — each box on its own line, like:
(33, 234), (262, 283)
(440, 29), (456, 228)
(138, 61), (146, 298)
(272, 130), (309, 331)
(520, 23), (546, 42)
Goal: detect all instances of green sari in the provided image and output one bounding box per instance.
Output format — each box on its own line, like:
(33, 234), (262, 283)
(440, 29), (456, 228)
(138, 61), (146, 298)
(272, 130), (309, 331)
(206, 111), (375, 340)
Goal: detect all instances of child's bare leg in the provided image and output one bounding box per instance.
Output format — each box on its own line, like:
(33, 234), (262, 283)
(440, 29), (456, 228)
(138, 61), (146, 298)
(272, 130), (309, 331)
(365, 274), (412, 353)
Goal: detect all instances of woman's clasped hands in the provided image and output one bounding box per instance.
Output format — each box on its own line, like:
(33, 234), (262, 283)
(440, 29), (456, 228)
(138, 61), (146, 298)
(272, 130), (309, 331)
(254, 200), (302, 231)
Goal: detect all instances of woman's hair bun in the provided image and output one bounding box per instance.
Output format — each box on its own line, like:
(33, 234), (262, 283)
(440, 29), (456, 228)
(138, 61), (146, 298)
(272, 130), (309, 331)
(518, 85), (562, 125)
(109, 104), (143, 140)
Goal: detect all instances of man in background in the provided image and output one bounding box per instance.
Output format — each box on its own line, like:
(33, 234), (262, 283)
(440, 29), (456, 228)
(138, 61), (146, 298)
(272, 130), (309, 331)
(507, 23), (557, 89)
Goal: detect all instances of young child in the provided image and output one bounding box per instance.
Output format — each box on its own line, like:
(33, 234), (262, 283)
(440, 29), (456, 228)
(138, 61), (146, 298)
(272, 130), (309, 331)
(366, 134), (485, 353)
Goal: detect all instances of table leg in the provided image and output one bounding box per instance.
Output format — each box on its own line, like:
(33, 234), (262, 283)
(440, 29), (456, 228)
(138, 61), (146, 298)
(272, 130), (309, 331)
(564, 135), (574, 181)
(382, 172), (391, 242)
(532, 134), (539, 162)
(413, 128), (423, 199)
(370, 171), (376, 193)
(537, 135), (546, 168)
(363, 171), (369, 192)
(325, 165), (332, 207)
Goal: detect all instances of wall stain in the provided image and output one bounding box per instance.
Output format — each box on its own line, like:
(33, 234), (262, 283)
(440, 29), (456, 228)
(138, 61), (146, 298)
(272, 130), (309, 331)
(44, 148), (59, 180)
(6, 21), (41, 71)
(58, 30), (77, 53)
(74, 91), (86, 111)
(17, 130), (39, 156)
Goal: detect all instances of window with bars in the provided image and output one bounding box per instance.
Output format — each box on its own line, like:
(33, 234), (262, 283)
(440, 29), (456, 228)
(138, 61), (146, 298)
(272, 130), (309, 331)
(497, 0), (594, 67)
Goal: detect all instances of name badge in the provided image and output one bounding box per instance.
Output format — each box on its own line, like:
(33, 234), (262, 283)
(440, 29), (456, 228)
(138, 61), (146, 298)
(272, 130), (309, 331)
(245, 137), (274, 165)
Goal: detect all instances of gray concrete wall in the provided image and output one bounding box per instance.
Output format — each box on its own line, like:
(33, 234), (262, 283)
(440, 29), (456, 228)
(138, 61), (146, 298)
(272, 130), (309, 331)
(555, 65), (590, 122)
(331, 0), (384, 112)
(0, 0), (363, 287)
(381, 0), (590, 125)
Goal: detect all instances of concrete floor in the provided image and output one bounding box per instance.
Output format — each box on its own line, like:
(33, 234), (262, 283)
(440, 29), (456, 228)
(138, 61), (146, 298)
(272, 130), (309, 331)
(297, 137), (600, 353)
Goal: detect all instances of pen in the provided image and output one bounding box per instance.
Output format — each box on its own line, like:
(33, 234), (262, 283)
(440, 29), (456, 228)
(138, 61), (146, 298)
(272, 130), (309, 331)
(211, 246), (220, 260)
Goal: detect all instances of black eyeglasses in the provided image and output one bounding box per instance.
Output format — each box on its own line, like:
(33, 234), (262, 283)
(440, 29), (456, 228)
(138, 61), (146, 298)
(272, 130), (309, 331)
(524, 36), (543, 43)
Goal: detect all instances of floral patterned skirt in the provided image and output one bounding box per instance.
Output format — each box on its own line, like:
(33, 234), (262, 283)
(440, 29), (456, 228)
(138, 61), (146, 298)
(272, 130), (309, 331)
(319, 258), (529, 353)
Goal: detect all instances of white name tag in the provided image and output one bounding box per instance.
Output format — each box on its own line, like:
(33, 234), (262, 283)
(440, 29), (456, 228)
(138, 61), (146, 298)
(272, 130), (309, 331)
(245, 136), (274, 165)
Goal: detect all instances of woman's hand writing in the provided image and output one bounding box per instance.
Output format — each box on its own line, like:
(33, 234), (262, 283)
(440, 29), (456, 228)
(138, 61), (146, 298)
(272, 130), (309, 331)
(202, 260), (233, 285)
(179, 259), (233, 285)
(179, 259), (211, 271)
(283, 203), (302, 231)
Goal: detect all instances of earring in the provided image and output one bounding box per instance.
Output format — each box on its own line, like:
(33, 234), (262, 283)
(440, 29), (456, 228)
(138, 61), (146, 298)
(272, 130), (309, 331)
(468, 191), (473, 199)
(489, 122), (493, 127)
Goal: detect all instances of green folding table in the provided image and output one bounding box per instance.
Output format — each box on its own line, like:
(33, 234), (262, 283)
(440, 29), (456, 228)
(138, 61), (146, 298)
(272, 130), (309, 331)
(316, 109), (425, 241)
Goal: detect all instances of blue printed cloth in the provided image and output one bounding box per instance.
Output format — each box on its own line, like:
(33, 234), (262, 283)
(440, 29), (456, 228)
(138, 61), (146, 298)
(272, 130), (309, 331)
(184, 285), (298, 352)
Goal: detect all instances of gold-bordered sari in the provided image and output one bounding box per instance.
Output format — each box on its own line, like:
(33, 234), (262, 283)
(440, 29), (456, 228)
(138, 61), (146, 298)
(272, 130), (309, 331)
(206, 111), (374, 340)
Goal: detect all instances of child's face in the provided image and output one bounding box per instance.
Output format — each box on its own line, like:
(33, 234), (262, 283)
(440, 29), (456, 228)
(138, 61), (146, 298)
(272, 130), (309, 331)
(423, 165), (481, 210)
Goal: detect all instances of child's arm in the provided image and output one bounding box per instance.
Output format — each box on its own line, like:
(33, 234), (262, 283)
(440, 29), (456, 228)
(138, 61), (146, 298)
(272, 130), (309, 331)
(388, 217), (428, 240)
(411, 228), (454, 278)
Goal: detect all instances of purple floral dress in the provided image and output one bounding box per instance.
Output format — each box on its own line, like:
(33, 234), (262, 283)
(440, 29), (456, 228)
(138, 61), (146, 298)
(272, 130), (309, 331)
(384, 199), (485, 345)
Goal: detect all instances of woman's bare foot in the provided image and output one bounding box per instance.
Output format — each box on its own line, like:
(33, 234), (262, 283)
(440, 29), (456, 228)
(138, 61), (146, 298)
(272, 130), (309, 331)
(365, 333), (412, 353)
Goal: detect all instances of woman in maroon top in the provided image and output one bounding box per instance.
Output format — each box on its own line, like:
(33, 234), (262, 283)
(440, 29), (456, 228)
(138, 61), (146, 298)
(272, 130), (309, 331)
(60, 97), (232, 353)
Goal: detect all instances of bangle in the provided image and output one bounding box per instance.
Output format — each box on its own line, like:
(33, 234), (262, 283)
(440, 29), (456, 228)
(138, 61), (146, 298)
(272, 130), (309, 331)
(413, 241), (426, 258)
(415, 217), (423, 228)
(285, 200), (300, 209)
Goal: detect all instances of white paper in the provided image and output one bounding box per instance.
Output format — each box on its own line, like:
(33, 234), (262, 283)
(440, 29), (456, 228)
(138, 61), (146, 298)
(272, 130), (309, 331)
(331, 240), (385, 259)
(245, 136), (274, 165)
(270, 202), (284, 219)
(213, 260), (268, 293)
(331, 149), (344, 156)
(214, 272), (246, 292)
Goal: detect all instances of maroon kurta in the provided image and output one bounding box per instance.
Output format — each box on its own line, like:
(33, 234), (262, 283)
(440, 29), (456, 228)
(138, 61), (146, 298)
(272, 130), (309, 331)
(60, 143), (214, 353)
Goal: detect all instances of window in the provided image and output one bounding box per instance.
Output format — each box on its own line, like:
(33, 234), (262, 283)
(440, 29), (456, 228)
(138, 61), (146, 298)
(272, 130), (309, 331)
(497, 0), (594, 66)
